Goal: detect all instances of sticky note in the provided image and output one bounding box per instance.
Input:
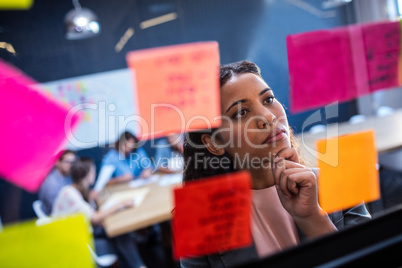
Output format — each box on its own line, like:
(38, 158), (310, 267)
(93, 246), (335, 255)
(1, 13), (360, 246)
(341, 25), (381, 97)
(173, 171), (252, 258)
(362, 21), (401, 92)
(0, 60), (82, 193)
(126, 42), (221, 139)
(0, 214), (94, 268)
(287, 21), (401, 113)
(317, 130), (380, 214)
(0, 0), (33, 9)
(287, 28), (354, 113)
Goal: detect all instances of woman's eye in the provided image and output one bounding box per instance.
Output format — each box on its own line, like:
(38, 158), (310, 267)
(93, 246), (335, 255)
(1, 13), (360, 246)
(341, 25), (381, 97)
(264, 96), (275, 104)
(234, 109), (248, 118)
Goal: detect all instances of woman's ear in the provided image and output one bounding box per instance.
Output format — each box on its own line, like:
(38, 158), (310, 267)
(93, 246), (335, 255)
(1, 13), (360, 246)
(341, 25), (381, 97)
(201, 134), (225, 156)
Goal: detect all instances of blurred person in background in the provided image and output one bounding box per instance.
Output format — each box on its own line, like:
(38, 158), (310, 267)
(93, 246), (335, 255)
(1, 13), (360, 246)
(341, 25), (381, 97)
(99, 131), (154, 187)
(52, 157), (146, 268)
(38, 150), (76, 215)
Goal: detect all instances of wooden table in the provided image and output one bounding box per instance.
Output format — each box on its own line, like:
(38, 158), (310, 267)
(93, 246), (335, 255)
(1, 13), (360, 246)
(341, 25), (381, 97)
(296, 109), (402, 166)
(97, 174), (182, 237)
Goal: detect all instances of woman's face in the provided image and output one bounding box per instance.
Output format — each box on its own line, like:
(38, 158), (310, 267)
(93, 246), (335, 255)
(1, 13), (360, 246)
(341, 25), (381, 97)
(122, 138), (136, 155)
(217, 73), (291, 168)
(84, 165), (96, 187)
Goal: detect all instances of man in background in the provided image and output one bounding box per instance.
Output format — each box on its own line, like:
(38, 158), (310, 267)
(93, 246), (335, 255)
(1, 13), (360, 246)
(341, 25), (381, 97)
(38, 150), (76, 215)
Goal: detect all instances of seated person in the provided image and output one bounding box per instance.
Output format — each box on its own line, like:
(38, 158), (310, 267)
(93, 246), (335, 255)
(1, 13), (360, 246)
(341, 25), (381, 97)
(94, 131), (154, 192)
(180, 61), (371, 267)
(38, 150), (76, 215)
(52, 157), (146, 268)
(154, 134), (184, 174)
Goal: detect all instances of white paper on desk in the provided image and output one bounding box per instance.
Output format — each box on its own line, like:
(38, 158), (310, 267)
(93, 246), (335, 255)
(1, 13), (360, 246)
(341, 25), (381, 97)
(94, 165), (116, 192)
(128, 174), (159, 188)
(158, 173), (183, 186)
(99, 187), (150, 211)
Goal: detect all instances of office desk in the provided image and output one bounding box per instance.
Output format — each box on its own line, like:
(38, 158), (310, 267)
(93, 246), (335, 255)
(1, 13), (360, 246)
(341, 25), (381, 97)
(296, 109), (402, 166)
(97, 174), (182, 238)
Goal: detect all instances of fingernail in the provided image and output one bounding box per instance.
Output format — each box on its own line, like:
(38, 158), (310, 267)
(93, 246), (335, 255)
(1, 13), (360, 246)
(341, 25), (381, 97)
(274, 157), (282, 163)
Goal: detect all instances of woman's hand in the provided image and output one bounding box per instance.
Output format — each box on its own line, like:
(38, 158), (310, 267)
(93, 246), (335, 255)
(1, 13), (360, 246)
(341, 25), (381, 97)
(119, 199), (135, 209)
(272, 148), (337, 238)
(92, 199), (135, 225)
(272, 156), (320, 218)
(140, 169), (153, 178)
(88, 190), (99, 203)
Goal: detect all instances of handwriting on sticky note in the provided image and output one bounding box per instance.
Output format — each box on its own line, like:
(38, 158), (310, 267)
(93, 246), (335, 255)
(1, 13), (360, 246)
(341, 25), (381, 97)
(126, 42), (221, 139)
(0, 59), (82, 192)
(317, 130), (380, 214)
(0, 215), (93, 267)
(363, 21), (400, 91)
(173, 171), (252, 258)
(287, 21), (401, 113)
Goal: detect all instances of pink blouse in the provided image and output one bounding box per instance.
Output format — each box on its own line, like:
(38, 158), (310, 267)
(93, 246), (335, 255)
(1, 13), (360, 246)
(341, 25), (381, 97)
(251, 186), (300, 258)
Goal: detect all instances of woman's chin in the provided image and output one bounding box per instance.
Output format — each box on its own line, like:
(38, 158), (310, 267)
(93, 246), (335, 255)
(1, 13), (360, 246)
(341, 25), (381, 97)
(265, 143), (291, 157)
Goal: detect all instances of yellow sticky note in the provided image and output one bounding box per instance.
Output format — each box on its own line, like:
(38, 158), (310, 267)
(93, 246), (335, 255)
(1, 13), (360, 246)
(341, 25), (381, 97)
(0, 0), (33, 9)
(317, 130), (380, 214)
(0, 214), (95, 268)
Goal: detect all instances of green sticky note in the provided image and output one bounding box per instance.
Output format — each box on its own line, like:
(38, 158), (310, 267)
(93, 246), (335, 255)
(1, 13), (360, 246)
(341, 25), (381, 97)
(0, 214), (95, 268)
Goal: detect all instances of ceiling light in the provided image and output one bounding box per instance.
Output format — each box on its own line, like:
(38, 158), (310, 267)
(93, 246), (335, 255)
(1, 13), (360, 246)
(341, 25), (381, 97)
(64, 0), (101, 40)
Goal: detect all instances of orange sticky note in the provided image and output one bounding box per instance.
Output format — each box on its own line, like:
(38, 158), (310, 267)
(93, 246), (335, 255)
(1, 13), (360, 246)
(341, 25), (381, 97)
(126, 42), (221, 139)
(173, 171), (252, 258)
(317, 130), (380, 214)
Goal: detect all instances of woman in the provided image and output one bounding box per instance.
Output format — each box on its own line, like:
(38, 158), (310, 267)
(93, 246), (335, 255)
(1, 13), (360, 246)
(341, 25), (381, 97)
(52, 158), (147, 268)
(180, 61), (371, 267)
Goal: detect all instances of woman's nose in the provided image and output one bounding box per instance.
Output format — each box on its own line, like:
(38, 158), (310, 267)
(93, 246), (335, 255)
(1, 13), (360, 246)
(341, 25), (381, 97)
(257, 109), (277, 129)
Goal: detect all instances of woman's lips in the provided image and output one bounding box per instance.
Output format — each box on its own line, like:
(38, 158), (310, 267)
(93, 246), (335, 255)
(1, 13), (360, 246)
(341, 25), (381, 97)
(262, 129), (287, 144)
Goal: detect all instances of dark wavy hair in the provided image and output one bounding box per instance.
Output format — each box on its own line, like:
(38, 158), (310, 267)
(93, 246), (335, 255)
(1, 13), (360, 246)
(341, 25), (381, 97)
(70, 157), (95, 201)
(183, 60), (303, 183)
(115, 131), (140, 152)
(70, 157), (94, 184)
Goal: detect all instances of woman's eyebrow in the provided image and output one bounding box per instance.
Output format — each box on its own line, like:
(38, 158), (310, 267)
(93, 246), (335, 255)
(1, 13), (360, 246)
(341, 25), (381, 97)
(259, 88), (272, 96)
(225, 99), (247, 113)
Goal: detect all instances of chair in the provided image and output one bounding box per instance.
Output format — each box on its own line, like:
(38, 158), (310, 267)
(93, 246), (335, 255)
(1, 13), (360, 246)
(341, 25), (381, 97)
(32, 200), (52, 226)
(32, 200), (49, 219)
(32, 200), (117, 267)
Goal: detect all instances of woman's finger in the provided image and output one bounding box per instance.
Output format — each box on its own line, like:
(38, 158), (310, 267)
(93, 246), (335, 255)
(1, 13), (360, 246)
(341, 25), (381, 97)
(283, 159), (308, 169)
(275, 147), (299, 163)
(272, 157), (285, 186)
(286, 170), (316, 196)
(278, 168), (307, 197)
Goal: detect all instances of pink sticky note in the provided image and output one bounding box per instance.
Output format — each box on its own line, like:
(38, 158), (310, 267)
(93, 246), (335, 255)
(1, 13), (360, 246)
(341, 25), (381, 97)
(287, 28), (356, 113)
(287, 21), (401, 113)
(361, 21), (401, 92)
(0, 60), (82, 193)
